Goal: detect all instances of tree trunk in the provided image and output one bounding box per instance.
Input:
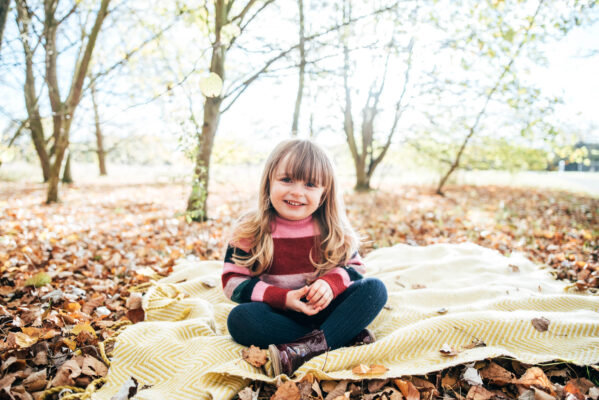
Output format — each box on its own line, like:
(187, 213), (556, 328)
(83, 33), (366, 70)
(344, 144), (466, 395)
(62, 151), (73, 183)
(186, 0), (226, 221)
(0, 0), (10, 55)
(291, 0), (305, 137)
(91, 79), (107, 175)
(46, 113), (71, 203)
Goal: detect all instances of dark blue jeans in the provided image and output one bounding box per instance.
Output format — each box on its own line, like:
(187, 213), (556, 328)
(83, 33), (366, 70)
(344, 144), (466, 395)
(227, 277), (388, 350)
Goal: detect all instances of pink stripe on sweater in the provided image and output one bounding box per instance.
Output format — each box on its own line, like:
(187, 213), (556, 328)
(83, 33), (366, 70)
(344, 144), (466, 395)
(251, 281), (270, 302)
(223, 263), (252, 276)
(271, 215), (319, 238)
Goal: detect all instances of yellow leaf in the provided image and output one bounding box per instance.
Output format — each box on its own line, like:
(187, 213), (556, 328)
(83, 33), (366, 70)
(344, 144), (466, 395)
(72, 323), (97, 338)
(63, 338), (77, 351)
(15, 332), (38, 348)
(21, 327), (42, 338)
(24, 272), (51, 288)
(65, 302), (81, 312)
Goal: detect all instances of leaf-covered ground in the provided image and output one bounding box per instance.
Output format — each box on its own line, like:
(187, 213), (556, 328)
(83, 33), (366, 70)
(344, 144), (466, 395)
(0, 182), (597, 399)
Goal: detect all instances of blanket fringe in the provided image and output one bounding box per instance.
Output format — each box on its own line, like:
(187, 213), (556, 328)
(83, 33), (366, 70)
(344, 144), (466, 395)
(40, 321), (131, 399)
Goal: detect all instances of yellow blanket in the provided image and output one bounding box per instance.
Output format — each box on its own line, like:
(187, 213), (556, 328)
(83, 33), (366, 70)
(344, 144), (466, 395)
(93, 243), (599, 400)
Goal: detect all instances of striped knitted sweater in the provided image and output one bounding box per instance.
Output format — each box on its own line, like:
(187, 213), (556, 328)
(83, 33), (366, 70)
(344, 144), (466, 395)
(222, 215), (365, 310)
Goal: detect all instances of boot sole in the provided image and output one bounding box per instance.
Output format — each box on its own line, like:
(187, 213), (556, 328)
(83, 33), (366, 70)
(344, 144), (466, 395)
(268, 344), (282, 376)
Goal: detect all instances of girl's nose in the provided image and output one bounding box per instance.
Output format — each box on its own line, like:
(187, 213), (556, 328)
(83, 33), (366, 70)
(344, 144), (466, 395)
(290, 182), (304, 196)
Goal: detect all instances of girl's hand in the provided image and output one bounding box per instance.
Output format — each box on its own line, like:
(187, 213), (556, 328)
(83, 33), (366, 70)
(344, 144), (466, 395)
(306, 280), (333, 312)
(285, 286), (319, 316)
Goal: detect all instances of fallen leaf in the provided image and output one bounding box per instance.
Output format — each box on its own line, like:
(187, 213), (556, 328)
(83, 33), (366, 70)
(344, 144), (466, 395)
(440, 343), (458, 357)
(126, 308), (145, 323)
(14, 332), (38, 348)
(126, 293), (143, 310)
(351, 363), (370, 375)
(442, 373), (458, 389)
(24, 272), (51, 288)
(564, 378), (594, 397)
(241, 345), (268, 368)
(368, 365), (389, 375)
(81, 355), (108, 377)
(238, 386), (259, 400)
(533, 387), (557, 400)
(323, 380), (349, 400)
(437, 307), (448, 314)
(531, 317), (550, 332)
(515, 367), (556, 397)
(271, 381), (300, 400)
(463, 367), (483, 386)
(110, 376), (138, 400)
(22, 369), (47, 392)
(466, 385), (495, 400)
(480, 361), (515, 385)
(368, 379), (389, 393)
(72, 322), (97, 338)
(395, 379), (420, 400)
(51, 359), (81, 387)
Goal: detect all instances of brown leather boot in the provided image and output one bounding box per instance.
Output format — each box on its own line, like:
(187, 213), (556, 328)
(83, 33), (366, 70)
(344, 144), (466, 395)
(268, 330), (328, 376)
(349, 328), (376, 346)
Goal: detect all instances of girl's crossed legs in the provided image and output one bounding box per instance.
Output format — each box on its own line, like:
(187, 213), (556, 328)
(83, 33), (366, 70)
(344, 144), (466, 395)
(227, 277), (388, 350)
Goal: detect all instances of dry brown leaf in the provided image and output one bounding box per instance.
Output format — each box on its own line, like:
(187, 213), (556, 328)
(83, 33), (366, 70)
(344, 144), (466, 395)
(238, 386), (258, 400)
(395, 379), (420, 400)
(533, 387), (557, 400)
(480, 361), (515, 385)
(531, 317), (550, 332)
(71, 322), (96, 338)
(565, 378), (594, 397)
(563, 382), (585, 400)
(368, 364), (389, 375)
(50, 359), (81, 387)
(271, 381), (300, 400)
(126, 308), (145, 323)
(14, 332), (38, 348)
(22, 369), (47, 392)
(126, 293), (143, 310)
(81, 355), (108, 377)
(323, 380), (349, 400)
(368, 379), (390, 393)
(466, 385), (495, 400)
(441, 373), (458, 389)
(515, 367), (556, 397)
(241, 345), (268, 368)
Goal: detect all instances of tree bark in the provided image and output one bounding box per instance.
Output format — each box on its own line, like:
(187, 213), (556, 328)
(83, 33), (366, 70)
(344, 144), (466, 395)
(45, 0), (110, 203)
(291, 0), (305, 137)
(91, 78), (107, 175)
(62, 151), (73, 183)
(186, 0), (226, 221)
(0, 0), (10, 55)
(16, 0), (51, 182)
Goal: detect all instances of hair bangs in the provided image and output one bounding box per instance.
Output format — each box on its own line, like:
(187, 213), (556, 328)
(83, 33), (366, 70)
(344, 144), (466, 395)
(281, 144), (331, 188)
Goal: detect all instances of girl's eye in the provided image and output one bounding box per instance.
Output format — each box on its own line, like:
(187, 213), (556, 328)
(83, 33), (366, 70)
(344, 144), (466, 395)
(306, 182), (316, 188)
(281, 177), (292, 183)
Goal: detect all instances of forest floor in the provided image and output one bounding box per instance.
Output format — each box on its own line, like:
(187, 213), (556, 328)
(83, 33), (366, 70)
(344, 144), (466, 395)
(0, 181), (597, 400)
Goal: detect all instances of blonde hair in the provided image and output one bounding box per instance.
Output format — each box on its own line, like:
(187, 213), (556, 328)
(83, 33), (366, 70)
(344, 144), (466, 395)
(231, 139), (359, 276)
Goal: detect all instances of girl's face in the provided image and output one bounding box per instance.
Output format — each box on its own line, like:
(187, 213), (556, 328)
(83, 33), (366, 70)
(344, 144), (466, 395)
(269, 156), (325, 221)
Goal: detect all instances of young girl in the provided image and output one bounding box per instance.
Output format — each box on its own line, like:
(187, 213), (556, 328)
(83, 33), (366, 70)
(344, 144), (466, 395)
(222, 139), (387, 377)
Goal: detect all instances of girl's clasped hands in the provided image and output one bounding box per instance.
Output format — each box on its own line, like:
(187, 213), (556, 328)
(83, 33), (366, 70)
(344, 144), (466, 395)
(285, 280), (333, 316)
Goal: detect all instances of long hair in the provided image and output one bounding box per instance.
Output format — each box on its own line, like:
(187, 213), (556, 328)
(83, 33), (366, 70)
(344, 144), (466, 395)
(231, 139), (360, 275)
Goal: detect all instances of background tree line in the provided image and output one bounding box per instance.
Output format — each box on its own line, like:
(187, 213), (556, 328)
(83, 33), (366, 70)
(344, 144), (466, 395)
(0, 0), (596, 218)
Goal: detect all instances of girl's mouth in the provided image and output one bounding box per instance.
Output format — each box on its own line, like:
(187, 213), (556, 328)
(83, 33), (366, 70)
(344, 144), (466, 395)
(284, 200), (304, 206)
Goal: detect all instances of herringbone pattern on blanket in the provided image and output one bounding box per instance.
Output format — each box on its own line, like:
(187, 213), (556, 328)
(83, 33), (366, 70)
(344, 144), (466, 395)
(93, 243), (599, 400)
